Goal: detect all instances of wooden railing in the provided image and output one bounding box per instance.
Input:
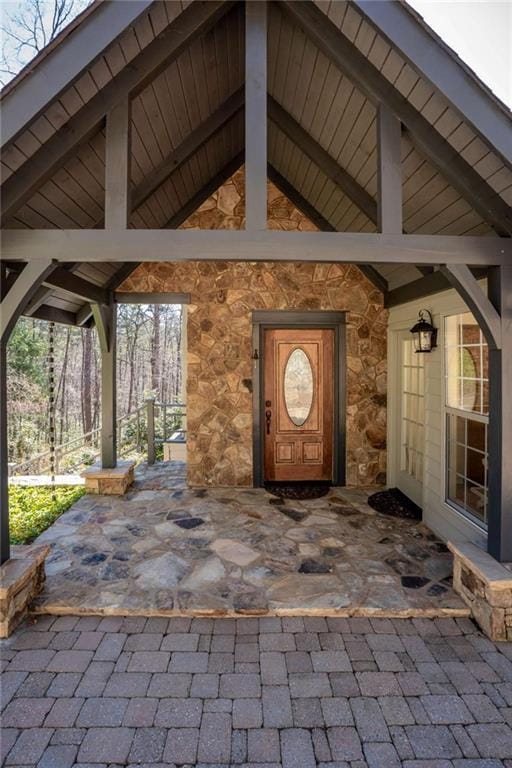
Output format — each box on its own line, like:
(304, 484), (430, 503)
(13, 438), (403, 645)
(9, 405), (146, 477)
(146, 397), (186, 465)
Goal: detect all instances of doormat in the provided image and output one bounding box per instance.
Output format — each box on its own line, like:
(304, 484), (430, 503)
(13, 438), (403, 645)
(367, 487), (422, 520)
(264, 482), (331, 500)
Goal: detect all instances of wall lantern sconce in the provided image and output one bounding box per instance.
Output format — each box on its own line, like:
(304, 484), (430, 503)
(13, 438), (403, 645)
(410, 309), (438, 353)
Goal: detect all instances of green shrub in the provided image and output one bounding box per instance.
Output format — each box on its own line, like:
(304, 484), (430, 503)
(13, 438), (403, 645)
(9, 485), (86, 545)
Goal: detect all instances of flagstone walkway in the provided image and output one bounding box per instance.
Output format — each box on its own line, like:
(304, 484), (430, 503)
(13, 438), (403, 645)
(32, 467), (468, 618)
(1, 614), (512, 766)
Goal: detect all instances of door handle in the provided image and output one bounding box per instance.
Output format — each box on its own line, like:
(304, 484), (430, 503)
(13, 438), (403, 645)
(265, 409), (272, 435)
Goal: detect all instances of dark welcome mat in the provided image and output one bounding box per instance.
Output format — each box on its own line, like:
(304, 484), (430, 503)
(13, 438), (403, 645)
(367, 487), (422, 520)
(265, 481), (331, 500)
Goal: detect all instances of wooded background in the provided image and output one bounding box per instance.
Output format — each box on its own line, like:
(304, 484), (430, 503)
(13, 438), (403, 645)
(7, 304), (183, 466)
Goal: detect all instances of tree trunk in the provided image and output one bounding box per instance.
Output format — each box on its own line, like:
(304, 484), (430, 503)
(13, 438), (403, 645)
(151, 304), (161, 397)
(81, 327), (93, 444)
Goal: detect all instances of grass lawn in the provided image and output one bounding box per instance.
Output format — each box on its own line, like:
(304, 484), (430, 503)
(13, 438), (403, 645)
(9, 485), (85, 544)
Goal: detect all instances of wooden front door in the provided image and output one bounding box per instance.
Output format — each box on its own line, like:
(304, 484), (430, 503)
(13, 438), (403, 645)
(263, 328), (334, 481)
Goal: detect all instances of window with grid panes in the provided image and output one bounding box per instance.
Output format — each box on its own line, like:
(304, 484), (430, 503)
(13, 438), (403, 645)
(445, 313), (488, 527)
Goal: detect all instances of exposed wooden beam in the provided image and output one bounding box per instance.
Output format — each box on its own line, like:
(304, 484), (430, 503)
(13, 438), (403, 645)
(487, 266), (512, 561)
(77, 154), (245, 329)
(245, 0), (267, 231)
(279, 0), (512, 237)
(0, 269), (18, 302)
(0, 259), (57, 344)
(353, 0), (512, 169)
(115, 292), (191, 304)
(130, 88), (243, 215)
(440, 264), (502, 349)
(386, 266), (488, 307)
(4, 230), (510, 266)
(1, 1), (232, 225)
(164, 151), (244, 228)
(43, 266), (109, 304)
(377, 104), (402, 233)
(267, 164), (388, 294)
(268, 97), (377, 225)
(105, 98), (131, 230)
(31, 304), (78, 326)
(1, 1), (153, 149)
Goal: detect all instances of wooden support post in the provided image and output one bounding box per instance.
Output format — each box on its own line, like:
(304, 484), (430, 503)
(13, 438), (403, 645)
(92, 302), (117, 469)
(245, 0), (267, 231)
(0, 341), (9, 565)
(487, 266), (512, 562)
(105, 98), (131, 230)
(377, 104), (402, 233)
(147, 397), (156, 466)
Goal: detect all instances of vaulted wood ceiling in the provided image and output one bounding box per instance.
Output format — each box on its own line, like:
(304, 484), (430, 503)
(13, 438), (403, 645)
(1, 0), (511, 322)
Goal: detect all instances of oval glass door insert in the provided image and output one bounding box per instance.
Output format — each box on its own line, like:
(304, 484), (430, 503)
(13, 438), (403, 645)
(284, 348), (314, 426)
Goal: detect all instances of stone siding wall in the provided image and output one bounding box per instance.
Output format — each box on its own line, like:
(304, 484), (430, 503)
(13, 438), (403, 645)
(121, 169), (388, 487)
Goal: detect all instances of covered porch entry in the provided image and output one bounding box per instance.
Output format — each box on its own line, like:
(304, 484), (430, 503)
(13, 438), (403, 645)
(1, 1), (512, 637)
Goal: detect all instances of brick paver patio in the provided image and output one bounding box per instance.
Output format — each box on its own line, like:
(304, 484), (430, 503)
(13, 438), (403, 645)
(2, 615), (512, 766)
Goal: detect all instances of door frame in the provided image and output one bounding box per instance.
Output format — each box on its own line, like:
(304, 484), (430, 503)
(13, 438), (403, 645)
(252, 310), (347, 487)
(390, 329), (425, 507)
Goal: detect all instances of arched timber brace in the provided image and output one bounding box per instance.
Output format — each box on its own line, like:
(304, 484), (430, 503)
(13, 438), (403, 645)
(0, 259), (57, 565)
(92, 302), (117, 470)
(441, 264), (512, 562)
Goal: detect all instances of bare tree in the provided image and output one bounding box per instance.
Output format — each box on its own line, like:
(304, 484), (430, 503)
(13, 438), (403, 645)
(1, 0), (91, 85)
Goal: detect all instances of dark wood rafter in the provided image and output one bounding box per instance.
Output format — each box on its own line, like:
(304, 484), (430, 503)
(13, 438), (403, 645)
(31, 305), (79, 326)
(385, 266), (488, 308)
(0, 259), (57, 344)
(129, 88), (243, 217)
(353, 0), (512, 169)
(4, 230), (511, 265)
(73, 153), (246, 330)
(0, 0), (233, 225)
(43, 267), (109, 305)
(268, 97), (378, 225)
(115, 292), (191, 304)
(267, 164), (388, 294)
(279, 0), (512, 237)
(164, 152), (245, 229)
(0, 1), (154, 149)
(245, 0), (268, 231)
(377, 104), (402, 234)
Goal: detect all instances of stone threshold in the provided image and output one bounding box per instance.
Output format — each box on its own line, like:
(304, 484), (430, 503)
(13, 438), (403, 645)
(31, 604), (470, 619)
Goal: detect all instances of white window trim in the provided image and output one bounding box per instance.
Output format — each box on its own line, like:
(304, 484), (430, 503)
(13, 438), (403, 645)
(441, 310), (489, 532)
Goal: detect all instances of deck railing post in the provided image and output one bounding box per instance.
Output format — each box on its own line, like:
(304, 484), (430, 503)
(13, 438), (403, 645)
(147, 397), (156, 465)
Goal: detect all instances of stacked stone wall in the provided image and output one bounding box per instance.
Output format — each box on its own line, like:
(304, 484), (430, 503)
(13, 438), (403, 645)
(121, 169), (388, 487)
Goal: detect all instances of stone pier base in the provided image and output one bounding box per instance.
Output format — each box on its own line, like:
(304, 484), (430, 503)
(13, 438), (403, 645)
(449, 541), (512, 641)
(81, 460), (135, 495)
(0, 545), (49, 637)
